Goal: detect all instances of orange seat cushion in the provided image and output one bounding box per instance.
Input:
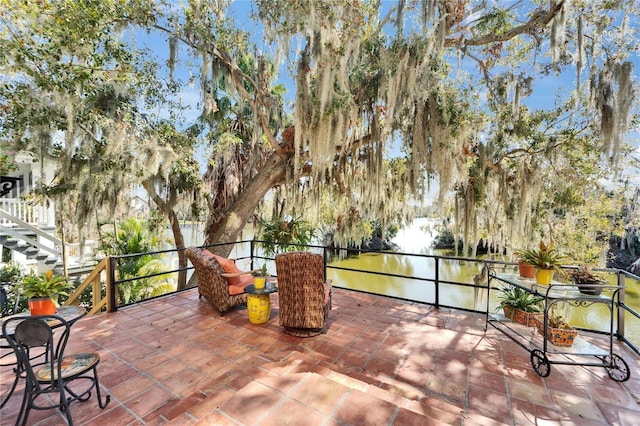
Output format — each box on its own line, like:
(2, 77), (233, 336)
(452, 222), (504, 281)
(203, 249), (253, 293)
(229, 274), (254, 295)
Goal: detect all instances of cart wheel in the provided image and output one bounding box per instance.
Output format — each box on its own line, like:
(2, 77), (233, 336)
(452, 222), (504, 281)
(604, 353), (630, 382)
(530, 349), (550, 377)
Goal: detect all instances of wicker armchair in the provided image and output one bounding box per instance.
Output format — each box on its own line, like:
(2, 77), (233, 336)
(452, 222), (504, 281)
(185, 247), (251, 315)
(275, 251), (332, 337)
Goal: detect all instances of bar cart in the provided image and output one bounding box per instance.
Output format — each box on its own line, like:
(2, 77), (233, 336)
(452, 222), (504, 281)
(486, 270), (630, 381)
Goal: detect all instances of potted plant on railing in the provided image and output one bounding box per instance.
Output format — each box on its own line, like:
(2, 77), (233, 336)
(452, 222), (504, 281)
(18, 270), (73, 315)
(568, 264), (605, 296)
(534, 306), (578, 347)
(517, 240), (568, 285)
(497, 286), (544, 326)
(252, 264), (269, 290)
(513, 251), (535, 279)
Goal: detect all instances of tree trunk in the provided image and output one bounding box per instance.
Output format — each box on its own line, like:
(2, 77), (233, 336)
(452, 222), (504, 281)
(204, 152), (288, 257)
(142, 180), (189, 290)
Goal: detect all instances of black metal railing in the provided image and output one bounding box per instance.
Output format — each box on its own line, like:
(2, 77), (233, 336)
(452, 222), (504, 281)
(66, 239), (640, 355)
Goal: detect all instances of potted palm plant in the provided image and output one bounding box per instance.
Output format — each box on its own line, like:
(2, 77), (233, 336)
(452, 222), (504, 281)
(517, 240), (568, 285)
(497, 286), (544, 326)
(19, 270), (73, 315)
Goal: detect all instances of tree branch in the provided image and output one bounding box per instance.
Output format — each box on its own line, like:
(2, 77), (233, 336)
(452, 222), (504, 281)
(447, 1), (564, 48)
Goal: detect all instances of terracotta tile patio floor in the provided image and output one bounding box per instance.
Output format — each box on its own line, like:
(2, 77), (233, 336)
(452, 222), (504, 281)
(1, 287), (639, 425)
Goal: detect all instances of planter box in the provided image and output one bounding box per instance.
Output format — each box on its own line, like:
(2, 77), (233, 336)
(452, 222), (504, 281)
(503, 306), (538, 327)
(533, 314), (578, 347)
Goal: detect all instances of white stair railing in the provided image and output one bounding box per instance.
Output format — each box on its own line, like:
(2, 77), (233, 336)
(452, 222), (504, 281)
(0, 198), (52, 226)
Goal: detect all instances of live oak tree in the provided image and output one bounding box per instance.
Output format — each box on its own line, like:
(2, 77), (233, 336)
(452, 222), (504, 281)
(1, 1), (638, 271)
(162, 0), (639, 258)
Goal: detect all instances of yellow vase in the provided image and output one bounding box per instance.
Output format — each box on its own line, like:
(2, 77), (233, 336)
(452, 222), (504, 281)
(254, 276), (266, 290)
(535, 268), (554, 285)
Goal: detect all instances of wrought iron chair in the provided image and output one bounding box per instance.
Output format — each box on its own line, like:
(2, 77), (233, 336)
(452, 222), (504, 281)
(185, 246), (253, 315)
(275, 251), (332, 337)
(1, 281), (23, 409)
(2, 315), (110, 425)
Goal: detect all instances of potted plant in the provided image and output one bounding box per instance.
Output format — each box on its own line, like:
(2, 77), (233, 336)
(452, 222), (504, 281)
(568, 264), (605, 296)
(252, 264), (269, 290)
(534, 307), (578, 347)
(517, 240), (568, 285)
(19, 270), (73, 315)
(497, 286), (544, 326)
(513, 251), (535, 279)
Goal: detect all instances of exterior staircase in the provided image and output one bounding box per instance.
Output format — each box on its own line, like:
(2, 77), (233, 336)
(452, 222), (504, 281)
(0, 230), (61, 268)
(0, 207), (98, 276)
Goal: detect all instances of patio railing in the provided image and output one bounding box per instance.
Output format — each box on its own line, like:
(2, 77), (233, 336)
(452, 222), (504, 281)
(61, 239), (640, 355)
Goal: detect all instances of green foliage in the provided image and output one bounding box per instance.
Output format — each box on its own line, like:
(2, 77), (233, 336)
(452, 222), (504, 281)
(19, 270), (73, 300)
(555, 191), (624, 265)
(252, 263), (269, 277)
(100, 218), (172, 304)
(497, 286), (544, 313)
(568, 264), (604, 284)
(258, 217), (316, 257)
(515, 240), (570, 275)
(0, 150), (17, 175)
(431, 227), (456, 249)
(0, 263), (21, 284)
(547, 305), (571, 329)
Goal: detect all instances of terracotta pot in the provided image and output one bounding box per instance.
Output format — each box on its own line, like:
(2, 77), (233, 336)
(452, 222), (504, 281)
(28, 297), (56, 315)
(518, 262), (536, 279)
(535, 268), (554, 285)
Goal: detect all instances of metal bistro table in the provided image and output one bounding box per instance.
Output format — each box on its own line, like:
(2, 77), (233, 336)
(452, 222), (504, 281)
(0, 305), (87, 408)
(245, 281), (277, 324)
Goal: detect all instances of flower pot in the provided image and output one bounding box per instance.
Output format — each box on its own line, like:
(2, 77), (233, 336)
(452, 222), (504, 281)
(28, 297), (56, 315)
(254, 276), (266, 290)
(535, 268), (554, 285)
(575, 280), (603, 296)
(518, 262), (536, 279)
(534, 315), (577, 347)
(503, 306), (537, 327)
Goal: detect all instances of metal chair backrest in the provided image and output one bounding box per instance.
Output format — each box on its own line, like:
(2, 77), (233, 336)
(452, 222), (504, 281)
(4, 315), (70, 389)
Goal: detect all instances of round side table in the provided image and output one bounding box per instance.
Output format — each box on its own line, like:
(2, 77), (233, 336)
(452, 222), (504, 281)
(245, 281), (277, 324)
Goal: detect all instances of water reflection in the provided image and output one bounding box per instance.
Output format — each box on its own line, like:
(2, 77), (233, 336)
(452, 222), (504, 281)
(327, 250), (490, 310)
(326, 218), (640, 347)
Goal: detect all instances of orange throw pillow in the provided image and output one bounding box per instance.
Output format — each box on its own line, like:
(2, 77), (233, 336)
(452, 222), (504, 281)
(203, 249), (251, 288)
